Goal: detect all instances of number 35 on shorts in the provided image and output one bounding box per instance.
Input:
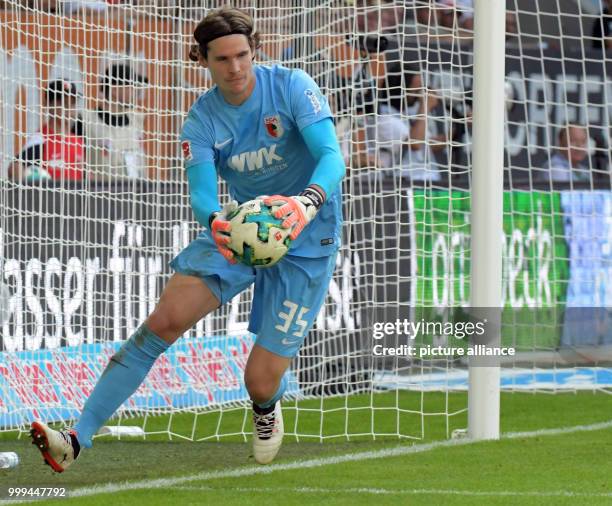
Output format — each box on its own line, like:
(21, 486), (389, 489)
(275, 300), (310, 342)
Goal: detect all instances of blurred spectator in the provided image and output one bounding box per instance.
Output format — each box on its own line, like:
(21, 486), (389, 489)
(335, 0), (398, 168)
(355, 0), (400, 34)
(436, 0), (518, 37)
(412, 1), (518, 42)
(505, 10), (519, 44)
(437, 0), (462, 30)
(367, 62), (448, 181)
(342, 2), (457, 177)
(435, 0), (475, 39)
(454, 0), (474, 30)
(402, 1), (450, 38)
(592, 0), (612, 50)
(25, 0), (121, 15)
(61, 0), (123, 14)
(84, 63), (148, 180)
(402, 0), (471, 42)
(255, 0), (297, 61)
(8, 80), (84, 182)
(541, 124), (591, 183)
(27, 0), (59, 12)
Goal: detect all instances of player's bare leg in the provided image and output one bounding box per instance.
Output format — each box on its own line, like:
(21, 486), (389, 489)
(145, 273), (220, 344)
(245, 345), (291, 464)
(31, 273), (219, 472)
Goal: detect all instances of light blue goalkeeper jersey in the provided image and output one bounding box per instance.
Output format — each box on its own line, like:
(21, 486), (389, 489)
(180, 64), (342, 258)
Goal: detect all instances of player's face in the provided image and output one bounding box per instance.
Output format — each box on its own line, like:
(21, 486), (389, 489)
(201, 34), (256, 106)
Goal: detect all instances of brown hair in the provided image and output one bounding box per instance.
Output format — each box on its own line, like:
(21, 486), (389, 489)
(188, 7), (261, 62)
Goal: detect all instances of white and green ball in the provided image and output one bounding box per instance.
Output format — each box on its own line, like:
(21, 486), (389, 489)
(226, 199), (292, 267)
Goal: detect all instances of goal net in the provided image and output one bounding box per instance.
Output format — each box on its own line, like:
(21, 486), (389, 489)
(0, 0), (610, 443)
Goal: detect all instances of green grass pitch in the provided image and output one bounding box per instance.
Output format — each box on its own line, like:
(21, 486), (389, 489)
(0, 391), (610, 505)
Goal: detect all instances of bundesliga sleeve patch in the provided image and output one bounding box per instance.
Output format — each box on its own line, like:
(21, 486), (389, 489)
(181, 140), (193, 161)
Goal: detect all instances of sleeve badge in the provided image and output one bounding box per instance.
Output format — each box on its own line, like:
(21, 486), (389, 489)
(181, 140), (193, 161)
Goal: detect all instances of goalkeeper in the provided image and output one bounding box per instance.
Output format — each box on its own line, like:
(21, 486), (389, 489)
(31, 6), (345, 471)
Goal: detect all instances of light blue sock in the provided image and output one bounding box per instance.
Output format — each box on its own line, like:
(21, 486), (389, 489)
(254, 375), (288, 410)
(74, 325), (170, 448)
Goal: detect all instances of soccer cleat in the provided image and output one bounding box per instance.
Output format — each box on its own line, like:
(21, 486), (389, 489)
(30, 421), (80, 473)
(252, 401), (284, 465)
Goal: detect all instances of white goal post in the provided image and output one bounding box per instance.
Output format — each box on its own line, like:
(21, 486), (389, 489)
(468, 0), (505, 441)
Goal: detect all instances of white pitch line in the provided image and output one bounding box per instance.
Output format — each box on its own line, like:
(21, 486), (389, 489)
(504, 421), (612, 439)
(171, 484), (612, 499)
(2, 419), (611, 504)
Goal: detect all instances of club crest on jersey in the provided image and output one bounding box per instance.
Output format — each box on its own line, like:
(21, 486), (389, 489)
(264, 115), (284, 139)
(181, 140), (193, 161)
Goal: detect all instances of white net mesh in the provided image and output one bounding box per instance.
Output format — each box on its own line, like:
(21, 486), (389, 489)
(0, 0), (610, 442)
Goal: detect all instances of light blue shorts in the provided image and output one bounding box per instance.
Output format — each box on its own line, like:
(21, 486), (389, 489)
(169, 231), (337, 358)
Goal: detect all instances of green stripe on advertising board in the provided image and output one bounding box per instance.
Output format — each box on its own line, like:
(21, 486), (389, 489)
(411, 190), (569, 350)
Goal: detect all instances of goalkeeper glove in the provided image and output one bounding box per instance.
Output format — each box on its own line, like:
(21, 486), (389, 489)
(209, 201), (238, 264)
(263, 186), (325, 240)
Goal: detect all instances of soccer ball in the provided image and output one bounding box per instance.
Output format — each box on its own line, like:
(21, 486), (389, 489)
(226, 199), (292, 267)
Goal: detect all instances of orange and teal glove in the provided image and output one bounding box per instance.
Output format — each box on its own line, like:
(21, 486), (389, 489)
(263, 186), (325, 240)
(209, 201), (238, 264)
